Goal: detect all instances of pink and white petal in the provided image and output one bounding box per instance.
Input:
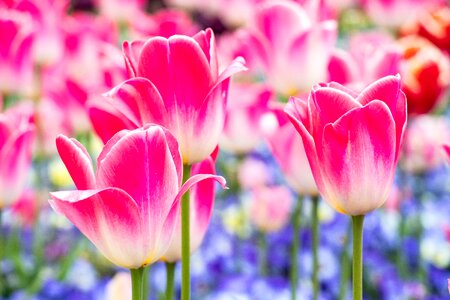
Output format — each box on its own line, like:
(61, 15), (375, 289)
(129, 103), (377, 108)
(328, 48), (358, 85)
(123, 39), (145, 77)
(55, 135), (95, 190)
(88, 103), (136, 144)
(168, 35), (214, 110)
(321, 100), (396, 215)
(393, 90), (407, 161)
(356, 74), (401, 113)
(192, 28), (218, 80)
(49, 188), (147, 269)
(96, 126), (181, 243)
(112, 78), (168, 125)
(137, 37), (174, 105)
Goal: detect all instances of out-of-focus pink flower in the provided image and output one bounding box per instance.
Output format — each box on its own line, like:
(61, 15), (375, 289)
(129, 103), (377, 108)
(0, 103), (35, 208)
(14, 0), (67, 66)
(130, 9), (199, 40)
(220, 82), (271, 154)
(0, 11), (34, 97)
(11, 189), (39, 227)
(383, 185), (401, 212)
(89, 29), (246, 164)
(217, 0), (264, 28)
(401, 5), (450, 53)
(362, 0), (443, 28)
(328, 31), (401, 91)
(50, 125), (226, 268)
(225, 0), (336, 95)
(401, 115), (450, 173)
(249, 185), (293, 232)
(398, 35), (450, 115)
(163, 155), (219, 262)
(263, 105), (318, 196)
(237, 157), (272, 190)
(285, 75), (407, 215)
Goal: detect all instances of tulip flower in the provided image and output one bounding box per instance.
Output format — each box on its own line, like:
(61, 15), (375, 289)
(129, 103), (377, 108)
(0, 11), (34, 97)
(444, 144), (450, 162)
(0, 104), (35, 209)
(285, 75), (407, 300)
(49, 125), (226, 299)
(223, 0), (336, 95)
(401, 115), (450, 173)
(89, 28), (246, 164)
(398, 35), (450, 115)
(328, 32), (401, 92)
(220, 82), (271, 154)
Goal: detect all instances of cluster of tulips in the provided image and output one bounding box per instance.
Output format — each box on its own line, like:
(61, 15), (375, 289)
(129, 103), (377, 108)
(1, 0), (450, 299)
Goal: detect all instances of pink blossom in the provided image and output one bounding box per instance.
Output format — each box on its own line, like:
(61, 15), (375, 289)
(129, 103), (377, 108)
(89, 29), (246, 163)
(220, 82), (271, 154)
(0, 103), (35, 208)
(249, 185), (293, 233)
(285, 75), (407, 215)
(237, 157), (272, 190)
(50, 125), (226, 268)
(401, 115), (450, 173)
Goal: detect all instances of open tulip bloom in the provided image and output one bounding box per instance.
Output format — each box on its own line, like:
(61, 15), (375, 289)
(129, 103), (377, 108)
(49, 125), (226, 299)
(285, 75), (407, 299)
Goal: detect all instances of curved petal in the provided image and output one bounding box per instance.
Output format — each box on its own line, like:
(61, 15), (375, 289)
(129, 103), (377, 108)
(88, 101), (136, 144)
(96, 125), (182, 250)
(328, 48), (357, 85)
(356, 74), (401, 114)
(49, 188), (147, 269)
(55, 135), (95, 190)
(193, 28), (218, 81)
(320, 100), (396, 215)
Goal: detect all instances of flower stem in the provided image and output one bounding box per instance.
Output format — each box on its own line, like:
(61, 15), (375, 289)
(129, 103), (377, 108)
(130, 267), (147, 300)
(352, 215), (365, 300)
(290, 196), (303, 300)
(259, 231), (268, 276)
(181, 164), (192, 300)
(165, 262), (176, 300)
(338, 221), (351, 300)
(311, 196), (320, 300)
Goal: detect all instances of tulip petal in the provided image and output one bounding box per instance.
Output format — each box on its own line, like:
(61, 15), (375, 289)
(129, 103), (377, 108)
(356, 74), (401, 115)
(96, 126), (182, 251)
(193, 28), (218, 81)
(320, 100), (396, 215)
(56, 135), (95, 190)
(49, 188), (147, 269)
(328, 48), (357, 85)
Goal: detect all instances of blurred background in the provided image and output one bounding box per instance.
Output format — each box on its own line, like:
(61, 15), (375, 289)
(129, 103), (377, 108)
(0, 0), (449, 299)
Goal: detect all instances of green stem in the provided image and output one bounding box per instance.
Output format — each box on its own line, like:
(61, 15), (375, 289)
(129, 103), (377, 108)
(352, 215), (365, 300)
(259, 231), (268, 276)
(311, 196), (320, 300)
(290, 196), (303, 300)
(338, 221), (351, 300)
(181, 164), (192, 300)
(165, 262), (176, 300)
(130, 267), (147, 300)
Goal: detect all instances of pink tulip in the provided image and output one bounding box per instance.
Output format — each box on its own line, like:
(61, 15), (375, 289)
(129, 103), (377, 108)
(89, 28), (246, 164)
(249, 185), (293, 233)
(225, 0), (336, 95)
(237, 157), (272, 190)
(162, 155), (218, 262)
(263, 105), (318, 196)
(0, 11), (34, 97)
(0, 103), (35, 208)
(220, 82), (271, 154)
(401, 115), (450, 173)
(49, 125), (226, 268)
(328, 32), (401, 92)
(285, 75), (407, 215)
